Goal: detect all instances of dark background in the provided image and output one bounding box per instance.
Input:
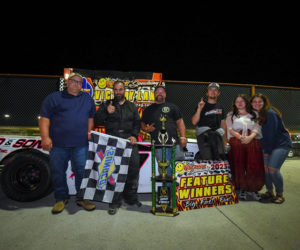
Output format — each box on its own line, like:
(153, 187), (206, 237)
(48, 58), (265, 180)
(1, 15), (300, 130)
(1, 18), (299, 87)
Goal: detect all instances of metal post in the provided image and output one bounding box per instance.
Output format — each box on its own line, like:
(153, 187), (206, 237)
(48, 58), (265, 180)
(151, 140), (156, 213)
(172, 144), (177, 213)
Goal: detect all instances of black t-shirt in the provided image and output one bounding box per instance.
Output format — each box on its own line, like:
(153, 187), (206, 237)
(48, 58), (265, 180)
(195, 102), (226, 130)
(141, 102), (182, 144)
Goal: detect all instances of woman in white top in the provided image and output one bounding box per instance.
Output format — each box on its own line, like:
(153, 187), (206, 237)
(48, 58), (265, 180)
(226, 94), (265, 201)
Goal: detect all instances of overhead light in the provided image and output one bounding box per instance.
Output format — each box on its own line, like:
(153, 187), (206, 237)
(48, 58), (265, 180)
(37, 116), (41, 119)
(64, 73), (69, 80)
(4, 114), (10, 118)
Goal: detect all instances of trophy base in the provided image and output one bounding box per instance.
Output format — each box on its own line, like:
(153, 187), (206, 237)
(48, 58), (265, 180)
(152, 176), (175, 182)
(150, 207), (179, 217)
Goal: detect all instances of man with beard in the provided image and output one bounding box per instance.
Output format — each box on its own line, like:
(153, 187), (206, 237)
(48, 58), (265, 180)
(94, 81), (141, 215)
(191, 83), (227, 161)
(141, 85), (187, 178)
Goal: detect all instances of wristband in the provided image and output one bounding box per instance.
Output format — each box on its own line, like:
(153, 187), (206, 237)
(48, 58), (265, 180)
(179, 137), (186, 140)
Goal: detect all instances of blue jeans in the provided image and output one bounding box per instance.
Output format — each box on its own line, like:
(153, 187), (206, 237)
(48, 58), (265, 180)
(155, 144), (180, 193)
(263, 147), (290, 194)
(49, 146), (88, 202)
(155, 144), (180, 177)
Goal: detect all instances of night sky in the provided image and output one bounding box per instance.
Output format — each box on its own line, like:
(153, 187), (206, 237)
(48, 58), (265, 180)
(2, 19), (299, 87)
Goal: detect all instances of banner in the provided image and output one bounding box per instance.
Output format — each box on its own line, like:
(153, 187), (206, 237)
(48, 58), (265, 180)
(79, 131), (133, 203)
(63, 68), (162, 113)
(175, 160), (238, 211)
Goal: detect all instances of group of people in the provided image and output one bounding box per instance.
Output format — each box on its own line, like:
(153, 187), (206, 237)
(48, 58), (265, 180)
(39, 73), (186, 215)
(39, 73), (292, 216)
(193, 83), (292, 204)
(226, 92), (292, 204)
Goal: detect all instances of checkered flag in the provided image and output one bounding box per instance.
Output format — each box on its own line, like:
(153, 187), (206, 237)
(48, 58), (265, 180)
(79, 131), (133, 203)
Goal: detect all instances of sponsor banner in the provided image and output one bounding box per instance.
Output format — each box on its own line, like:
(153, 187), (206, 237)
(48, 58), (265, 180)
(64, 68), (162, 112)
(175, 160), (238, 211)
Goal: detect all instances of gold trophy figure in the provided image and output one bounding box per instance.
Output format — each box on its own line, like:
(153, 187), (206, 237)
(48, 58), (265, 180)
(158, 114), (168, 145)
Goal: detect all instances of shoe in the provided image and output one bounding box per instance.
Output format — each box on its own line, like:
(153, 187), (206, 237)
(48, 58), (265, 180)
(260, 191), (275, 200)
(76, 200), (96, 211)
(248, 192), (262, 201)
(52, 200), (68, 214)
(124, 200), (142, 207)
(272, 195), (285, 204)
(108, 204), (120, 215)
(108, 207), (118, 215)
(238, 190), (247, 200)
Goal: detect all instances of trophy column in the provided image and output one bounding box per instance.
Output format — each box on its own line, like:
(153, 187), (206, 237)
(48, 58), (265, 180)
(151, 115), (179, 216)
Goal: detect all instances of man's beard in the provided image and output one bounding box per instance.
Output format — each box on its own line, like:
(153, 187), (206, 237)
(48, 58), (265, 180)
(115, 95), (125, 102)
(155, 95), (164, 103)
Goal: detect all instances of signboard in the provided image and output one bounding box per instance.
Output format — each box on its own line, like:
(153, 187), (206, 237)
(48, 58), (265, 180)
(64, 69), (162, 110)
(175, 160), (238, 211)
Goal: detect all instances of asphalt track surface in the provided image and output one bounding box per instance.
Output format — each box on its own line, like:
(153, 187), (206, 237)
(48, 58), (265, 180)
(0, 157), (299, 250)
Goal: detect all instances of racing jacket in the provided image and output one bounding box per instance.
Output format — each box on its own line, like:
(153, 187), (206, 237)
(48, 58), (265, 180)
(94, 99), (141, 139)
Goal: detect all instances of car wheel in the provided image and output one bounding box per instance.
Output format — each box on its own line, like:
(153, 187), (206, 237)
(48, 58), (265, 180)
(1, 152), (52, 202)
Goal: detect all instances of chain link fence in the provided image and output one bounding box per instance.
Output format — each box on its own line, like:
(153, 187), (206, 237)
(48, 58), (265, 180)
(0, 75), (299, 134)
(165, 81), (300, 132)
(0, 75), (60, 127)
(254, 87), (300, 131)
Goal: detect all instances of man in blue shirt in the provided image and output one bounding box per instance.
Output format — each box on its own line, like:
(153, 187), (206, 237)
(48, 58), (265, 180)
(39, 72), (96, 214)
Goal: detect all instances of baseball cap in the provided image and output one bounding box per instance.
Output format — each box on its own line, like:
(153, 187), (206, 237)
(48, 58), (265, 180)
(208, 82), (220, 90)
(68, 72), (83, 81)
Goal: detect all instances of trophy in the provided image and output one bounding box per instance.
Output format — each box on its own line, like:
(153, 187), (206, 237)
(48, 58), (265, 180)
(157, 114), (169, 179)
(151, 114), (179, 216)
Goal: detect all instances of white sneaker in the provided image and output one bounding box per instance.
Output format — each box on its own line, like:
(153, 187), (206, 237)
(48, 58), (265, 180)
(239, 190), (247, 200)
(247, 192), (262, 201)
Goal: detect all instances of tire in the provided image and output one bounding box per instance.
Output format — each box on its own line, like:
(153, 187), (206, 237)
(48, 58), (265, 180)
(1, 151), (52, 202)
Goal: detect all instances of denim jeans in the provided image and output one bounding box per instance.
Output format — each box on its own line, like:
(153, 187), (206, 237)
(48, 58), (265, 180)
(49, 146), (88, 202)
(263, 147), (290, 193)
(155, 144), (181, 194)
(155, 144), (180, 177)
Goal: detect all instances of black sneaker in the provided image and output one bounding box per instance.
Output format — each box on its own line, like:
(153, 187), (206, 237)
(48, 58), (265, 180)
(108, 207), (118, 215)
(124, 200), (142, 207)
(108, 203), (121, 215)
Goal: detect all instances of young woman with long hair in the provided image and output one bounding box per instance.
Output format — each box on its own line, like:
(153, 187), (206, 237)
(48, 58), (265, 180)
(226, 94), (265, 201)
(250, 93), (292, 204)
